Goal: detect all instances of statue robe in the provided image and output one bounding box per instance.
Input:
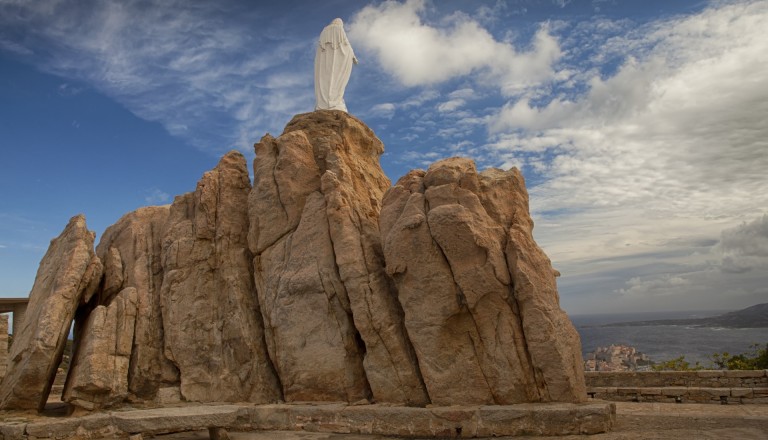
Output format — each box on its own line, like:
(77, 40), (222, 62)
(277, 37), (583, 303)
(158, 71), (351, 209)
(314, 18), (356, 112)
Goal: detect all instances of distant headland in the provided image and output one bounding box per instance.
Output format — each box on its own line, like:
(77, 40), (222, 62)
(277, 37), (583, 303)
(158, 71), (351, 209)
(593, 303), (768, 329)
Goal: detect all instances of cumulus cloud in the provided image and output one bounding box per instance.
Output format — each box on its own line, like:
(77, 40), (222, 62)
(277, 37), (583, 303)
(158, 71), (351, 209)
(482, 1), (768, 313)
(349, 0), (561, 94)
(488, 1), (768, 219)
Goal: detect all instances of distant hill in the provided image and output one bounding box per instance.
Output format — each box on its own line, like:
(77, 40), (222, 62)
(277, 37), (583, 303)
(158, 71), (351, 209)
(597, 303), (768, 329)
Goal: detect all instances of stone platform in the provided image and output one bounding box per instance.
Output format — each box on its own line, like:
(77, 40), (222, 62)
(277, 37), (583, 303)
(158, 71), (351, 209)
(0, 402), (615, 439)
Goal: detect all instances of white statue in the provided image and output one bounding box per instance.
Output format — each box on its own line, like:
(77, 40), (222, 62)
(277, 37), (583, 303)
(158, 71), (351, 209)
(314, 18), (358, 112)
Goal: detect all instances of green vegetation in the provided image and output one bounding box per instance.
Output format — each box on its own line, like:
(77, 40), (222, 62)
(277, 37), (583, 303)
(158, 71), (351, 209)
(652, 343), (768, 371)
(651, 356), (704, 371)
(710, 343), (768, 370)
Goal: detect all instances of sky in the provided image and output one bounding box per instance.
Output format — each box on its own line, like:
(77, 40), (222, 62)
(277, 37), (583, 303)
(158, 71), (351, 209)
(1, 0), (767, 315)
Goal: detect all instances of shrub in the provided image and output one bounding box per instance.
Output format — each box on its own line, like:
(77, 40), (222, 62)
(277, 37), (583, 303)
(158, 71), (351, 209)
(710, 343), (768, 370)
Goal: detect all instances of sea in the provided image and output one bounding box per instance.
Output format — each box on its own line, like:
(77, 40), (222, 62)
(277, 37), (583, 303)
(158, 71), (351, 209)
(570, 310), (768, 366)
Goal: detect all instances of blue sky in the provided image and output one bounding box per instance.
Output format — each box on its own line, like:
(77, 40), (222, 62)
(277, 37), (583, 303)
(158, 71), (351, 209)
(1, 0), (767, 314)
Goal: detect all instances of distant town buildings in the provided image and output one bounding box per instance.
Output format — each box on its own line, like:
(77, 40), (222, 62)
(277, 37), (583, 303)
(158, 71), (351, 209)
(584, 344), (653, 371)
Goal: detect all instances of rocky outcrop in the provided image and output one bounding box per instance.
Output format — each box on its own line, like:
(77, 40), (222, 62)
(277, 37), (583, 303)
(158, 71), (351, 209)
(63, 287), (138, 409)
(0, 215), (102, 410)
(92, 206), (177, 401)
(0, 110), (587, 412)
(249, 111), (427, 404)
(380, 158), (585, 405)
(161, 151), (280, 403)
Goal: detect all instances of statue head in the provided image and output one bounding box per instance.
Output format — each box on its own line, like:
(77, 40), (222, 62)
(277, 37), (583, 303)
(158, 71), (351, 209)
(331, 18), (343, 26)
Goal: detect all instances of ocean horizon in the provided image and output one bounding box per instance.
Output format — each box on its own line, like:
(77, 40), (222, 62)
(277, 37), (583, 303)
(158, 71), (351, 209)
(570, 309), (768, 366)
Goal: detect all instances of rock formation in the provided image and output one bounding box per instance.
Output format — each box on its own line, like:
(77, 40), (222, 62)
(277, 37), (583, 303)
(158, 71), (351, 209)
(249, 111), (427, 405)
(0, 215), (102, 410)
(380, 159), (585, 405)
(0, 110), (586, 412)
(88, 206), (178, 401)
(63, 287), (138, 409)
(161, 151), (280, 403)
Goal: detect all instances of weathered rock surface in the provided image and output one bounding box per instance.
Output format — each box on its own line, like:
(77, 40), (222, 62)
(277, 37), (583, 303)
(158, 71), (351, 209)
(249, 111), (427, 405)
(0, 111), (587, 413)
(63, 287), (138, 409)
(0, 215), (102, 410)
(92, 206), (178, 400)
(380, 158), (586, 405)
(161, 151), (280, 403)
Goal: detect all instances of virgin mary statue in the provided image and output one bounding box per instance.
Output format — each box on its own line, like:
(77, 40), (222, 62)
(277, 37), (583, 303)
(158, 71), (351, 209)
(314, 18), (358, 112)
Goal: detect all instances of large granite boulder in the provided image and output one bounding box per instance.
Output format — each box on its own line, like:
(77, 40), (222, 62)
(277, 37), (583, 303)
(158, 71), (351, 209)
(249, 111), (427, 405)
(63, 287), (138, 409)
(0, 215), (102, 410)
(0, 111), (587, 412)
(91, 206), (178, 401)
(161, 151), (281, 403)
(380, 158), (586, 405)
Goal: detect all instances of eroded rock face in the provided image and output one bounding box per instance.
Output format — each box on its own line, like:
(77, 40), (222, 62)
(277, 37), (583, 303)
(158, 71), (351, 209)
(161, 151), (280, 403)
(93, 206), (178, 400)
(380, 158), (586, 405)
(0, 215), (102, 410)
(250, 111), (428, 405)
(63, 287), (138, 410)
(0, 111), (587, 411)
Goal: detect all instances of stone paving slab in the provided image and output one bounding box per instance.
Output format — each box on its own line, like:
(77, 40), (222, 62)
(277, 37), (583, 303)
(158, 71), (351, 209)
(111, 405), (244, 434)
(3, 401), (767, 440)
(161, 402), (768, 440)
(0, 402), (615, 439)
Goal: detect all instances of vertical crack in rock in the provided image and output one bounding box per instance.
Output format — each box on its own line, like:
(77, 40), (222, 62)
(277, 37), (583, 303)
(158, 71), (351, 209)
(161, 151), (280, 404)
(429, 235), (499, 405)
(64, 287), (138, 409)
(501, 248), (544, 399)
(251, 110), (427, 405)
(382, 158), (586, 405)
(84, 206), (179, 404)
(381, 182), (494, 405)
(321, 192), (373, 402)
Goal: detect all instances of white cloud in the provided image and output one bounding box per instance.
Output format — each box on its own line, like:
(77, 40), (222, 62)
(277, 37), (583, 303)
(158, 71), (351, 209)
(0, 0), (311, 154)
(497, 1), (768, 218)
(436, 98), (464, 113)
(720, 215), (768, 273)
(349, 0), (561, 94)
(369, 103), (396, 119)
(448, 87), (475, 100)
(57, 83), (83, 97)
(401, 90), (440, 110)
(480, 0), (768, 313)
(145, 189), (171, 205)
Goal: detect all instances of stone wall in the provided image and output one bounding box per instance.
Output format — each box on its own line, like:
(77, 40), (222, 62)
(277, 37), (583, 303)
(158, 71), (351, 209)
(0, 314), (7, 379)
(585, 370), (768, 404)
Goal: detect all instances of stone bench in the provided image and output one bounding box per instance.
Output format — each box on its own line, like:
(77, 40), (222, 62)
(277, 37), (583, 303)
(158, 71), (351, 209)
(0, 402), (616, 439)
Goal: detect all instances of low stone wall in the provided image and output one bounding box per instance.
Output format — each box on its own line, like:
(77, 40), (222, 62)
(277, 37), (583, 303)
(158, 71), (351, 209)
(0, 402), (615, 439)
(585, 370), (768, 404)
(0, 314), (7, 379)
